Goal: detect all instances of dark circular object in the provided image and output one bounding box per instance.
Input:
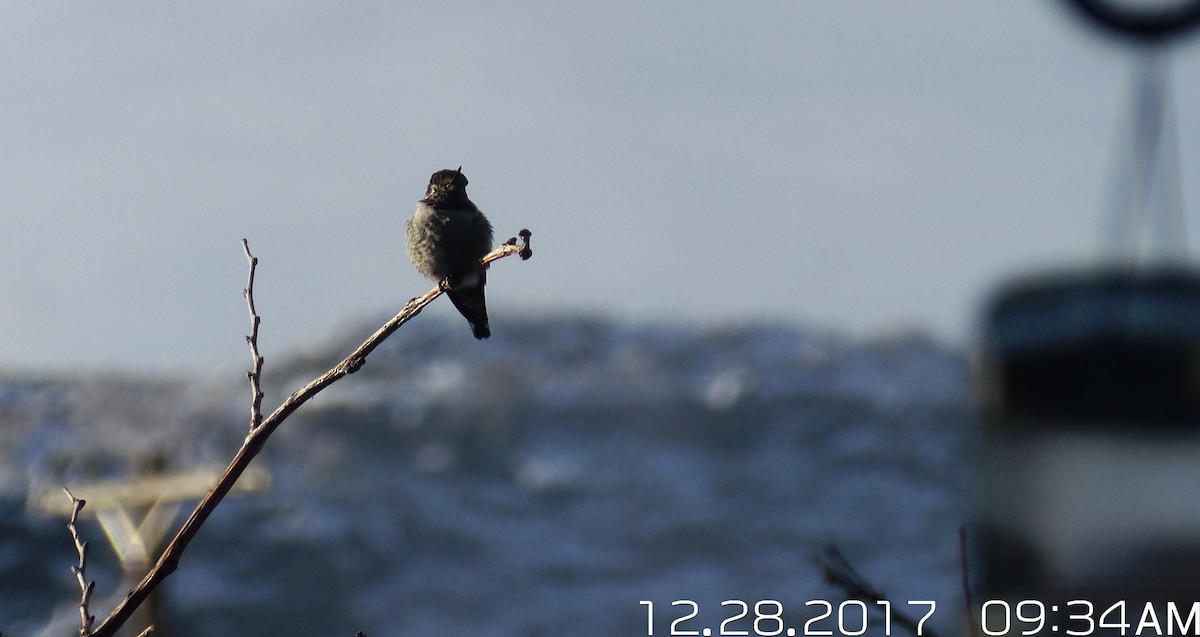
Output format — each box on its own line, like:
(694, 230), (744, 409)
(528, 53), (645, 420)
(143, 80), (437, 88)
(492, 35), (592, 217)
(1063, 0), (1200, 40)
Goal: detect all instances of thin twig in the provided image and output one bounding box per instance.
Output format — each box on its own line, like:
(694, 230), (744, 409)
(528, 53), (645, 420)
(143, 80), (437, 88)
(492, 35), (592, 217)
(813, 545), (941, 637)
(88, 230), (532, 637)
(242, 239), (265, 430)
(63, 488), (95, 637)
(958, 526), (976, 637)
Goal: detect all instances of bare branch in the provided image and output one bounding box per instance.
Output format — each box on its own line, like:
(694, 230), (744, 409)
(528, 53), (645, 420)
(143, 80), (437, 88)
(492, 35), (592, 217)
(63, 488), (95, 637)
(242, 239), (265, 430)
(87, 231), (532, 637)
(813, 545), (941, 637)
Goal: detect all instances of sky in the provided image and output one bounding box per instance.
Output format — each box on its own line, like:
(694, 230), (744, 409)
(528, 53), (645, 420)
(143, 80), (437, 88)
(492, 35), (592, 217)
(5, 1), (1200, 373)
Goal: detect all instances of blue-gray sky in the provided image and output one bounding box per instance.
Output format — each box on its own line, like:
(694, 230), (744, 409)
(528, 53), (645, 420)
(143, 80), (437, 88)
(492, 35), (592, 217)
(5, 2), (1200, 373)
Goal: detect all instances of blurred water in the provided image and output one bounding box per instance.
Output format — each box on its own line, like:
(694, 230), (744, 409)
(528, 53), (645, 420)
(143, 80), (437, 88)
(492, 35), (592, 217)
(0, 317), (974, 636)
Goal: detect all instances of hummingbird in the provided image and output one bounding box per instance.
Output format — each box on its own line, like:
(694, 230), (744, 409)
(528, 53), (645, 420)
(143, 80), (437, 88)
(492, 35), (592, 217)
(406, 167), (494, 339)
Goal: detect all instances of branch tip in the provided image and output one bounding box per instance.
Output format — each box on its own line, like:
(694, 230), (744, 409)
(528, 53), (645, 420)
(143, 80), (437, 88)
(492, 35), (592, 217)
(518, 228), (533, 260)
(242, 239), (266, 433)
(63, 487), (95, 636)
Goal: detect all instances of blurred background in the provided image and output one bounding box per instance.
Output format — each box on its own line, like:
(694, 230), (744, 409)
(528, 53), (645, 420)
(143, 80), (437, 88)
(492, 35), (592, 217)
(1, 2), (1195, 635)
(7, 1), (1200, 374)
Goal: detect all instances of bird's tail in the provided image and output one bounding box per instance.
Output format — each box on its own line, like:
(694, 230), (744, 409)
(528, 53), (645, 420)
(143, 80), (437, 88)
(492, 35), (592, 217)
(446, 269), (490, 340)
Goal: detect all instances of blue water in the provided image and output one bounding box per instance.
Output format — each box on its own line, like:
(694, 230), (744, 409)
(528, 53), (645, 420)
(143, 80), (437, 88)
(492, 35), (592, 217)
(1, 317), (974, 636)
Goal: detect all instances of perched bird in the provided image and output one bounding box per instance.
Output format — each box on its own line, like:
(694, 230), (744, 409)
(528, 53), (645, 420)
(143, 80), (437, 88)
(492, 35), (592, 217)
(406, 167), (494, 339)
